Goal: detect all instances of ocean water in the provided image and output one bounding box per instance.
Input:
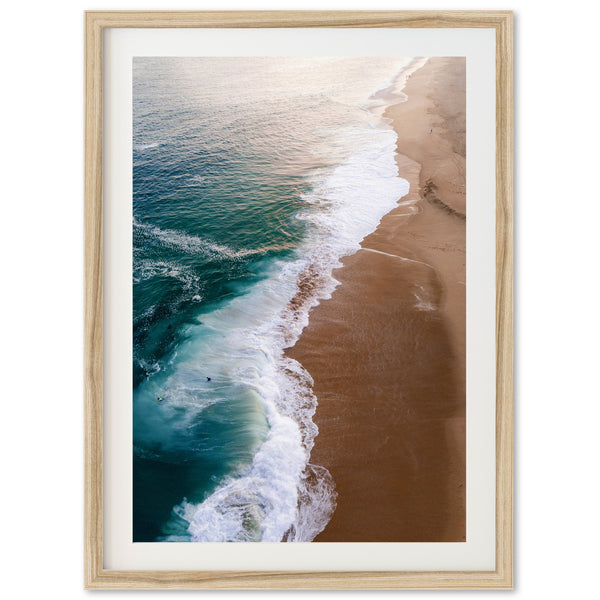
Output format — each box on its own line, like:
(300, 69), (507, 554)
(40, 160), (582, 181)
(133, 57), (420, 542)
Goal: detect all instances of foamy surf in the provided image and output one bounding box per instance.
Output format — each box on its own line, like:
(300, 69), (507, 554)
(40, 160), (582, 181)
(133, 218), (265, 260)
(134, 141), (161, 151)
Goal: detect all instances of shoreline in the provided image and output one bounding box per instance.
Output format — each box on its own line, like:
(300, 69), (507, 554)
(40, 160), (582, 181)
(287, 57), (466, 542)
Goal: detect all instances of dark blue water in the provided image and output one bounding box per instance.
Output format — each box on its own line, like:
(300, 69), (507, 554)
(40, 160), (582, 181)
(132, 57), (413, 542)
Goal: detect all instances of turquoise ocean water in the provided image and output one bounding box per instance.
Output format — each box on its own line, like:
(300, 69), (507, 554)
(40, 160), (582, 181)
(133, 57), (419, 542)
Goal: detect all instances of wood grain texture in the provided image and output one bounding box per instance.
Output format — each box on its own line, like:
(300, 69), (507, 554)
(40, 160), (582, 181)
(84, 11), (103, 590)
(85, 10), (512, 29)
(84, 10), (513, 589)
(494, 11), (514, 590)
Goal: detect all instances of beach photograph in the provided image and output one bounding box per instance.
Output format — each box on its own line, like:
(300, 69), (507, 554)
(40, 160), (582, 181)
(132, 56), (466, 543)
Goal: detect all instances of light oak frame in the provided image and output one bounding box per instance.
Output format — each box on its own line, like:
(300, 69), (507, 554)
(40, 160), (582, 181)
(85, 10), (513, 590)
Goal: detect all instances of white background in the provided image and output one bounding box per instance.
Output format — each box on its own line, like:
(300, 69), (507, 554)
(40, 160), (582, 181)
(1, 0), (598, 597)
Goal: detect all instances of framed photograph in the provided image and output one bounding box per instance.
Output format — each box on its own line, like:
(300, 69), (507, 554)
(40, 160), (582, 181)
(85, 10), (513, 589)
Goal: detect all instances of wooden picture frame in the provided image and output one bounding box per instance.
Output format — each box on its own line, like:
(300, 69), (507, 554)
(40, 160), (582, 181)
(85, 10), (512, 589)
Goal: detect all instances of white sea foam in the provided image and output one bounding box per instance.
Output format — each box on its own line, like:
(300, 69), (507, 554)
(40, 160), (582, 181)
(390, 57), (430, 98)
(133, 218), (263, 260)
(133, 258), (202, 292)
(365, 57), (429, 119)
(134, 141), (160, 150)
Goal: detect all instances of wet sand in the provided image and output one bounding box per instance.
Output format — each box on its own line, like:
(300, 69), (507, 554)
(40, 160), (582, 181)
(287, 57), (466, 541)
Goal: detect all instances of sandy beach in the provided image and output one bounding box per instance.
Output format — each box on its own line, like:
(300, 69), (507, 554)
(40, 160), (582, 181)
(287, 57), (466, 542)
